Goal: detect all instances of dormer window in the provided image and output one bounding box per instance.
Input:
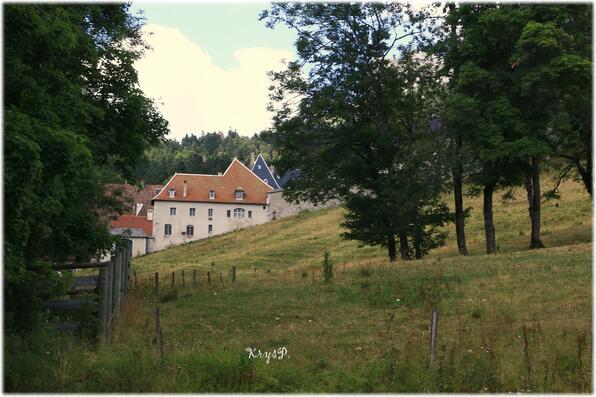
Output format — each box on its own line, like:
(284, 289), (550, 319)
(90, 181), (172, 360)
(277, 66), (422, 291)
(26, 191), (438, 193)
(209, 190), (216, 200)
(235, 189), (244, 200)
(168, 188), (176, 198)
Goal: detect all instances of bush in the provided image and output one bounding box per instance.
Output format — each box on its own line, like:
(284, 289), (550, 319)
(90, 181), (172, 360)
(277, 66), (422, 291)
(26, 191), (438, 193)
(159, 289), (178, 303)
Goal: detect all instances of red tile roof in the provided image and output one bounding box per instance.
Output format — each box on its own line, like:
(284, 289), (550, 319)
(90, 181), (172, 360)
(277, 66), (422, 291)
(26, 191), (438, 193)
(153, 159), (272, 205)
(110, 215), (153, 236)
(105, 183), (164, 216)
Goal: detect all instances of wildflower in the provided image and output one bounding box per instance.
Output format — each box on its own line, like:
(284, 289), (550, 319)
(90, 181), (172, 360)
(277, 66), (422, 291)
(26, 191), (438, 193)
(467, 349), (473, 353)
(275, 317), (280, 320)
(396, 298), (401, 302)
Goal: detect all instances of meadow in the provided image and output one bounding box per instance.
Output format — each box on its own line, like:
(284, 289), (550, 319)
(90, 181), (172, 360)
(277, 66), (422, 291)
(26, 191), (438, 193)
(5, 179), (592, 392)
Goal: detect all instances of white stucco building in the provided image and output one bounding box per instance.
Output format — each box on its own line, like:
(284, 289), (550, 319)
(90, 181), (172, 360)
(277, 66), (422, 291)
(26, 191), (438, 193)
(109, 214), (154, 257)
(150, 159), (273, 251)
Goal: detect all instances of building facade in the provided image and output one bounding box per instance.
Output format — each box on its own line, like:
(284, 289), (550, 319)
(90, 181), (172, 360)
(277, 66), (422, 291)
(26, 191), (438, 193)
(150, 159), (272, 251)
(107, 185), (161, 257)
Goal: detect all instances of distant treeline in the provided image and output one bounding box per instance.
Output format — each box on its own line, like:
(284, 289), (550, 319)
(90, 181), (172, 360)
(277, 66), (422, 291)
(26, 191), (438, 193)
(133, 130), (276, 185)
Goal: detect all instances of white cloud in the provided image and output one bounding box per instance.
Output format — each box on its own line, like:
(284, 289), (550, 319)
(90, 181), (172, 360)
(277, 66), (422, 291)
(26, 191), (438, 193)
(135, 24), (294, 139)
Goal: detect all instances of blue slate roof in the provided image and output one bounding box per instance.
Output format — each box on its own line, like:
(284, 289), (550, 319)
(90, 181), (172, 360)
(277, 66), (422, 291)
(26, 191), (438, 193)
(251, 154), (281, 189)
(278, 169), (301, 188)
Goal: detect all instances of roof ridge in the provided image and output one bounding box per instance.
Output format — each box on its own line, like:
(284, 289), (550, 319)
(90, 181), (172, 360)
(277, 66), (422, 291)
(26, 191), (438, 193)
(228, 157), (275, 190)
(250, 154), (281, 189)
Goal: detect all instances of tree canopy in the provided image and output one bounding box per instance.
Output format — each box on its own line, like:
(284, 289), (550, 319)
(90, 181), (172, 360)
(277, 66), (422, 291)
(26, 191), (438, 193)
(4, 3), (169, 330)
(262, 3), (452, 261)
(133, 130), (276, 185)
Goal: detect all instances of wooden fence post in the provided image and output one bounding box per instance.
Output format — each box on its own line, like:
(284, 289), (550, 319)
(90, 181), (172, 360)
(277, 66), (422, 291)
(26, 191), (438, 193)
(232, 265), (237, 284)
(134, 271), (137, 289)
(155, 307), (164, 367)
(98, 266), (109, 337)
(207, 271), (211, 285)
(171, 271), (175, 288)
(220, 272), (223, 283)
(155, 272), (159, 295)
(125, 239), (132, 292)
(112, 251), (119, 317)
(430, 307), (439, 366)
(193, 269), (197, 288)
(182, 270), (185, 287)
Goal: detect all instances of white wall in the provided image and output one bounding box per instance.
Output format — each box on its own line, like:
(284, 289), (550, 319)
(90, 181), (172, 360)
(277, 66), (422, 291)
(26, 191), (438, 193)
(131, 237), (148, 257)
(151, 200), (269, 251)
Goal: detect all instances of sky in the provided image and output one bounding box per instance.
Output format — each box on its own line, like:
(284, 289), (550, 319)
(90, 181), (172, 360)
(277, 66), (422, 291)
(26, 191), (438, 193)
(130, 3), (298, 140)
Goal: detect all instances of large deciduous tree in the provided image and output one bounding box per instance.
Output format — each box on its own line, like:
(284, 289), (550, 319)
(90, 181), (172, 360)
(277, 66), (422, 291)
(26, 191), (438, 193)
(4, 4), (168, 330)
(438, 3), (591, 252)
(261, 3), (452, 262)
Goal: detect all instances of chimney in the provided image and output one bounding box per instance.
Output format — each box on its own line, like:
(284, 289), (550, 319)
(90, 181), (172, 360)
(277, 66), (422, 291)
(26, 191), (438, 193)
(183, 180), (187, 198)
(249, 152), (255, 168)
(270, 164), (275, 176)
(147, 208), (153, 221)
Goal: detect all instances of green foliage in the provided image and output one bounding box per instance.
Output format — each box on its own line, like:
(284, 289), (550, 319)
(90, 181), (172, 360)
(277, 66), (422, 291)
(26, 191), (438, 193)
(427, 3), (592, 252)
(134, 130), (275, 184)
(159, 288), (179, 303)
(263, 4), (452, 261)
(4, 4), (168, 330)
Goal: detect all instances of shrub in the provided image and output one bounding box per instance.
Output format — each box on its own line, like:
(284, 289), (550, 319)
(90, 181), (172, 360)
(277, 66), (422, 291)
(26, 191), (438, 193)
(471, 308), (482, 319)
(159, 289), (178, 303)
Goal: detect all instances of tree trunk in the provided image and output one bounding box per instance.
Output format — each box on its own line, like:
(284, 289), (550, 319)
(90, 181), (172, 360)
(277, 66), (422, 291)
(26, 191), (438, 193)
(580, 121), (592, 196)
(414, 237), (422, 260)
(452, 160), (469, 256)
(399, 231), (411, 260)
(525, 157), (545, 249)
(578, 165), (592, 196)
(447, 4), (469, 257)
(387, 233), (397, 262)
(483, 183), (497, 254)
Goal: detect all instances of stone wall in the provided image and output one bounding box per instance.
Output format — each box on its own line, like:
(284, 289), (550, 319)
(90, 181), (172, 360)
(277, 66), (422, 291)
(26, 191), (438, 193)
(267, 190), (341, 220)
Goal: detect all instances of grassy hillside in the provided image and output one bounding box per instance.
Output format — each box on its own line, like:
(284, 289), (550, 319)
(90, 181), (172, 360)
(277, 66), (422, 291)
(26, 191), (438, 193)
(133, 177), (591, 273)
(5, 179), (592, 392)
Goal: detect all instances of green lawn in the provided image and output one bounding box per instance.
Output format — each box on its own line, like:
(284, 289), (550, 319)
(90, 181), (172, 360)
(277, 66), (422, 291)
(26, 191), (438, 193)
(5, 179), (592, 392)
